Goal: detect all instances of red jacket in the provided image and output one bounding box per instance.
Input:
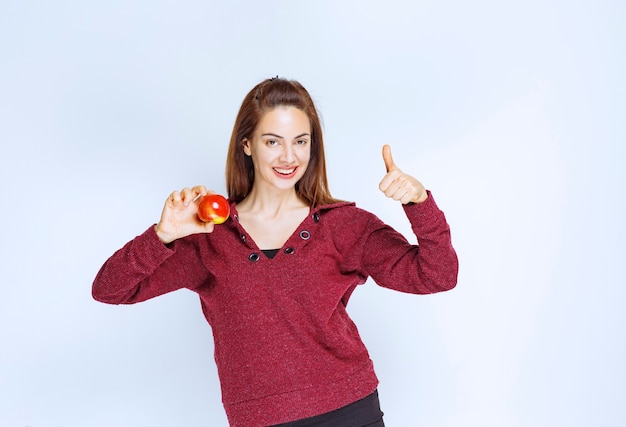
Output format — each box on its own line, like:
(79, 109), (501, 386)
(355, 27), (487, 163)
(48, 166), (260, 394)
(93, 193), (458, 426)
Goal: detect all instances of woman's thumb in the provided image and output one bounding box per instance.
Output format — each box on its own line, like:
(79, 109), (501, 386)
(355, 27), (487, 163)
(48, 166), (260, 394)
(382, 144), (396, 172)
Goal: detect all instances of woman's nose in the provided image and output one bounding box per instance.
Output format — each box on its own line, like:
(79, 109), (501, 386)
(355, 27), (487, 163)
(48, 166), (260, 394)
(280, 143), (295, 163)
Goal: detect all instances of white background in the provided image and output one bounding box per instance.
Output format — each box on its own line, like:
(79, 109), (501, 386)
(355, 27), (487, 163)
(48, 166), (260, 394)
(1, 1), (624, 426)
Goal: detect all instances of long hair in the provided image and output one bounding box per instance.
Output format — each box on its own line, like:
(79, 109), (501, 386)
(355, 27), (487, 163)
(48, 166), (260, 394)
(225, 77), (341, 206)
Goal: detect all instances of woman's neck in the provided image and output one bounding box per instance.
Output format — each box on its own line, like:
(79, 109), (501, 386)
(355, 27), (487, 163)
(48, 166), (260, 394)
(237, 187), (308, 217)
(235, 187), (311, 250)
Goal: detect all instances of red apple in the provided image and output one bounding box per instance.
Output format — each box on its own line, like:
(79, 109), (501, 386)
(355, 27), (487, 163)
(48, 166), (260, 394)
(197, 194), (230, 224)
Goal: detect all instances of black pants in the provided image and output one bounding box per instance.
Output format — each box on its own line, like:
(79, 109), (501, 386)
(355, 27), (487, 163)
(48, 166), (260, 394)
(271, 389), (385, 427)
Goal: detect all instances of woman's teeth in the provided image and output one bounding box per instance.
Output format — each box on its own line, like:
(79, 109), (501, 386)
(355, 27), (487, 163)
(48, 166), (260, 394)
(274, 167), (296, 175)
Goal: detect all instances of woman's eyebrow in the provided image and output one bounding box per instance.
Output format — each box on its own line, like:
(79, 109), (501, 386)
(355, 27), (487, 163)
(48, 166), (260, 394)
(260, 133), (310, 139)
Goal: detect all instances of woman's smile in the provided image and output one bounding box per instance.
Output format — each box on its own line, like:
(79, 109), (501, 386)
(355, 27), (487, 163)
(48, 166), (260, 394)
(273, 166), (298, 178)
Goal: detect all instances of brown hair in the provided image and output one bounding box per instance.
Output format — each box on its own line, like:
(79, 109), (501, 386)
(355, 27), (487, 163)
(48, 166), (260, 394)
(225, 77), (341, 206)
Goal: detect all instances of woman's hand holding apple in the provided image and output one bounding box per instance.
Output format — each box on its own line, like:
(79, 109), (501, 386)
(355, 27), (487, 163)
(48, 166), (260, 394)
(155, 185), (223, 244)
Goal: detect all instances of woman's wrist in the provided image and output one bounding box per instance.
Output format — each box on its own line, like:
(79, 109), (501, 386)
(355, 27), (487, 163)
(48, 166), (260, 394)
(154, 223), (174, 244)
(409, 191), (429, 205)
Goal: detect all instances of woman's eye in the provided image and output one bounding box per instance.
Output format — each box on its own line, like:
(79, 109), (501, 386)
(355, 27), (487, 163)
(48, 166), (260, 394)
(296, 139), (308, 145)
(266, 139), (278, 146)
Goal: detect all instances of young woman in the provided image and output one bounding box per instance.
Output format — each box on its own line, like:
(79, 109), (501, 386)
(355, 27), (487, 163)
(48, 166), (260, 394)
(93, 77), (458, 426)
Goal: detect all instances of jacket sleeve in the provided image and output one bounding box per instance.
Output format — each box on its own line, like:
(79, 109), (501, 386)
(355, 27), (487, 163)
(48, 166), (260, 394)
(361, 192), (458, 294)
(92, 225), (211, 304)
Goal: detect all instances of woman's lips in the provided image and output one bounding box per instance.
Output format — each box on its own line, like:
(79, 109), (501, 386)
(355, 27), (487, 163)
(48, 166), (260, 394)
(273, 166), (298, 178)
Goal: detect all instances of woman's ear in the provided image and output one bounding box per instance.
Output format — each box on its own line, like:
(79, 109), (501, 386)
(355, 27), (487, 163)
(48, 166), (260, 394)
(242, 138), (252, 156)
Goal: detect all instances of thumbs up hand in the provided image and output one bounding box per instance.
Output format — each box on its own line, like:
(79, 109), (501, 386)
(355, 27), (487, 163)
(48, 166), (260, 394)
(379, 144), (428, 204)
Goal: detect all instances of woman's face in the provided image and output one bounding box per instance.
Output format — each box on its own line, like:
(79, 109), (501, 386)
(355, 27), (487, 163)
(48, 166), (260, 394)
(243, 106), (311, 193)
